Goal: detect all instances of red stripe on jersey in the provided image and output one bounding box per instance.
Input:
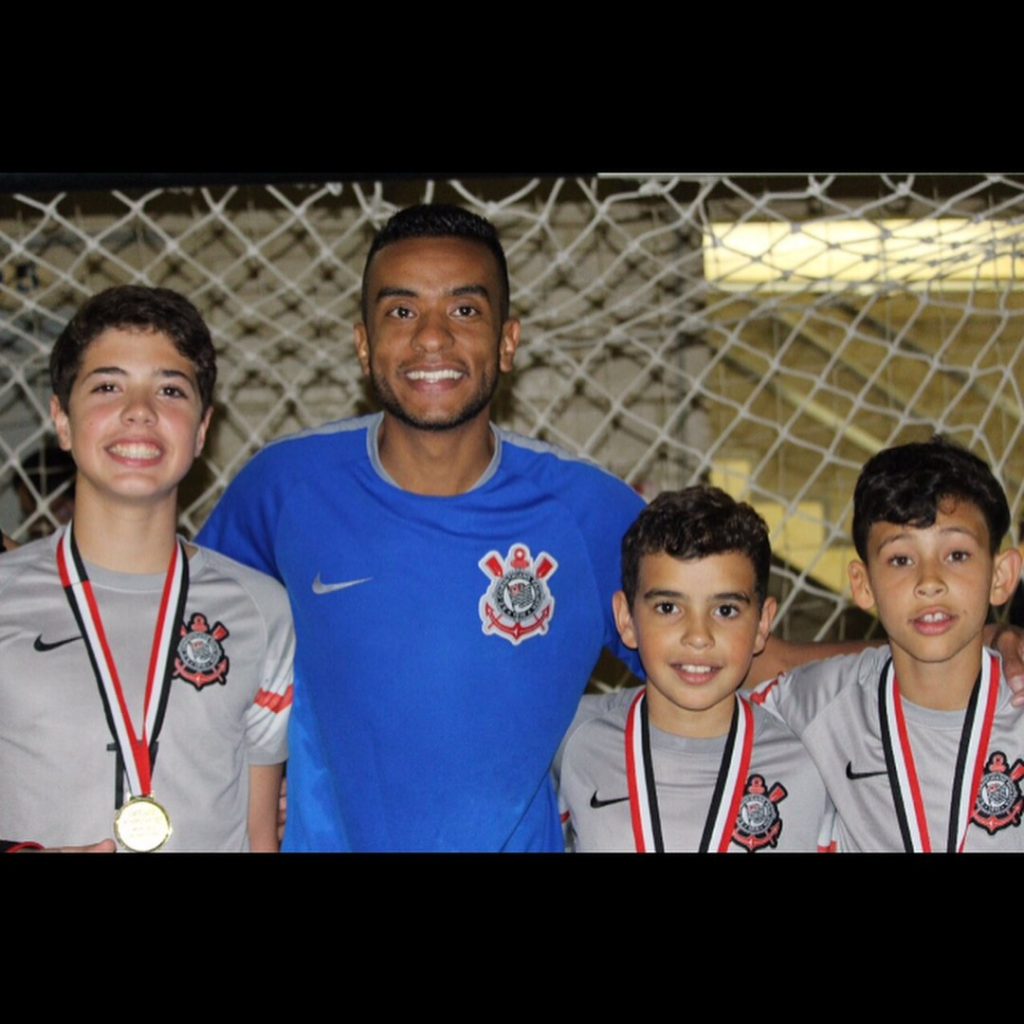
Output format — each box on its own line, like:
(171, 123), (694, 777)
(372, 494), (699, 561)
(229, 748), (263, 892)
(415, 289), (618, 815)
(718, 698), (754, 852)
(749, 676), (781, 706)
(893, 685), (931, 852)
(625, 690), (648, 852)
(255, 686), (294, 714)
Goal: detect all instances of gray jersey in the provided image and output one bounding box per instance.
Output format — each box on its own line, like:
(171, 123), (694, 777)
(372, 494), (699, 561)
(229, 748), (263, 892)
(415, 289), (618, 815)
(0, 532), (294, 852)
(556, 686), (832, 852)
(760, 647), (1024, 852)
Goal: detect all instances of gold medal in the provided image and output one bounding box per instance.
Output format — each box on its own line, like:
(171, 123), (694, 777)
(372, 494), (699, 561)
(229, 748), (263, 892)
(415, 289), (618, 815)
(114, 796), (173, 853)
(59, 524), (188, 853)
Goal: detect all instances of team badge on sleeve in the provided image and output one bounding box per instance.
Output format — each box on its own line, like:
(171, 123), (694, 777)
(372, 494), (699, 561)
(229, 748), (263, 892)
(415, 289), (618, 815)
(731, 774), (787, 852)
(478, 543), (558, 645)
(970, 751), (1024, 835)
(174, 613), (230, 690)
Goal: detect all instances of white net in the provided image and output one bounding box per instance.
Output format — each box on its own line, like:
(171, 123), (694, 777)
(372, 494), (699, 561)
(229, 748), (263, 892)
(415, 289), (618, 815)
(2, 173), (1022, 643)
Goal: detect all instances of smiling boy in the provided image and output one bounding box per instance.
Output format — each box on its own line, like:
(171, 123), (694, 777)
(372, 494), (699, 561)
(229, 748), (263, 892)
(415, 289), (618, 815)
(760, 438), (1023, 852)
(0, 285), (294, 852)
(556, 487), (832, 853)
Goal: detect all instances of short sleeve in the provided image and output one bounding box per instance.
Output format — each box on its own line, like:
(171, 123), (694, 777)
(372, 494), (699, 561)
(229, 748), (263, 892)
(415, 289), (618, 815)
(242, 576), (295, 766)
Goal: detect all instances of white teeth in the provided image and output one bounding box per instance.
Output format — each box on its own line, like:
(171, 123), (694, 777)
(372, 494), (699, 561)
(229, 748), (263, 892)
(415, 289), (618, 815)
(406, 369), (463, 382)
(680, 664), (714, 674)
(920, 612), (949, 623)
(110, 443), (160, 459)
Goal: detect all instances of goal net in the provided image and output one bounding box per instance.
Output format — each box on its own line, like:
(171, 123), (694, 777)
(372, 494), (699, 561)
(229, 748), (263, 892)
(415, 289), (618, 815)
(2, 173), (1022, 644)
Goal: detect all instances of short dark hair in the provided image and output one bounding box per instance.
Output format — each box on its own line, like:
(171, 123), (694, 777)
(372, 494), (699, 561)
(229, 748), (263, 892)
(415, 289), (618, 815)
(50, 285), (217, 412)
(621, 485), (772, 607)
(361, 203), (511, 321)
(852, 436), (1010, 559)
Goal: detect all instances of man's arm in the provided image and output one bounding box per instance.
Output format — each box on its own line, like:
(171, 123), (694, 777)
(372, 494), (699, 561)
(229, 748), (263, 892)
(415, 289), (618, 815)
(747, 626), (1024, 701)
(248, 763), (285, 853)
(745, 635), (880, 689)
(988, 624), (1024, 702)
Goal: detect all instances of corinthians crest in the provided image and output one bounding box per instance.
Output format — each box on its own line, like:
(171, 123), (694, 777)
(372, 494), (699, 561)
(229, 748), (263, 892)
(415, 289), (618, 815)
(732, 774), (787, 852)
(175, 613), (230, 690)
(971, 751), (1024, 835)
(478, 543), (558, 645)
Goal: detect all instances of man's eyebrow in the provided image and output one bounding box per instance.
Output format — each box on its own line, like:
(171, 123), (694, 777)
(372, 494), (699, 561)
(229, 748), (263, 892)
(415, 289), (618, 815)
(450, 284), (491, 300)
(375, 286), (417, 302)
(712, 591), (752, 604)
(375, 284), (492, 302)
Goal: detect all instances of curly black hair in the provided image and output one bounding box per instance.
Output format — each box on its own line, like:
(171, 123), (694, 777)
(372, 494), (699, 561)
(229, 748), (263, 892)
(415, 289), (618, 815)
(621, 485), (771, 606)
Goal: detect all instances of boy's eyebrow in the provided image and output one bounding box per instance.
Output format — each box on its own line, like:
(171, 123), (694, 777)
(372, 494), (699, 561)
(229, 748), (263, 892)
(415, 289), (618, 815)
(876, 524), (982, 550)
(642, 588), (752, 604)
(82, 367), (196, 384)
(83, 366), (128, 377)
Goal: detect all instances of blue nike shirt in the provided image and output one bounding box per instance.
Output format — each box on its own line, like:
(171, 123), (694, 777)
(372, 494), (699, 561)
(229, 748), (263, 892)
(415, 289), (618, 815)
(198, 414), (644, 852)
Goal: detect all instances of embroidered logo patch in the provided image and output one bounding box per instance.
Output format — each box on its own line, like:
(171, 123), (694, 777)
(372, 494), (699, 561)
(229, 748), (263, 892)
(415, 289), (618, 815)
(732, 774), (787, 852)
(478, 544), (558, 645)
(971, 751), (1024, 835)
(174, 613), (230, 690)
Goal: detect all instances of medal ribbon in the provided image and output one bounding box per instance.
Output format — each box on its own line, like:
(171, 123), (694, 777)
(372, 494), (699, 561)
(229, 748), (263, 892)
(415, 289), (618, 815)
(625, 688), (754, 853)
(57, 522), (189, 801)
(878, 651), (999, 853)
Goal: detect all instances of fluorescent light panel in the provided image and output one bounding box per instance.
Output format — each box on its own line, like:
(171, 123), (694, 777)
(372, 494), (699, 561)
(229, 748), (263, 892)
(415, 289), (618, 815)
(703, 218), (1024, 291)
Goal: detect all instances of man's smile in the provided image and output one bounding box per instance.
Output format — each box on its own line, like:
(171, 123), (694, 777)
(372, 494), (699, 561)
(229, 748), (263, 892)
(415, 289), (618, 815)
(404, 368), (466, 383)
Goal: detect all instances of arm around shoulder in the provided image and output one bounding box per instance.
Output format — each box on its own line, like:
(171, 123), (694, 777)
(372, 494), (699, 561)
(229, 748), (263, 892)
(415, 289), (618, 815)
(746, 634), (884, 689)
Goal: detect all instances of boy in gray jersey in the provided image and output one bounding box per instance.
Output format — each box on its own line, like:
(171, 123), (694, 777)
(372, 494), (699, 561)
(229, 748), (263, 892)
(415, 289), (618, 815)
(0, 286), (294, 853)
(760, 438), (1024, 852)
(556, 487), (832, 853)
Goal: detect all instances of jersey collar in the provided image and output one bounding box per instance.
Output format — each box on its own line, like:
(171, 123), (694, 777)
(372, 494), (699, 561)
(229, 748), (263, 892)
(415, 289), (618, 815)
(365, 412), (503, 494)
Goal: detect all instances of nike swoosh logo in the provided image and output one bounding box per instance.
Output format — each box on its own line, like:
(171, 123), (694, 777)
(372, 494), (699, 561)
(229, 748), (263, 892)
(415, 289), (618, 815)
(34, 634), (82, 652)
(312, 573), (372, 595)
(845, 761), (888, 781)
(590, 791), (630, 809)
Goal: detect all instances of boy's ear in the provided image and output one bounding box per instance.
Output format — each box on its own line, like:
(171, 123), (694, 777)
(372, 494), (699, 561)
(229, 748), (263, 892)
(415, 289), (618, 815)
(753, 596), (777, 656)
(848, 560), (876, 612)
(194, 407), (213, 458)
(50, 395), (72, 452)
(990, 546), (1023, 607)
(612, 590), (639, 651)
